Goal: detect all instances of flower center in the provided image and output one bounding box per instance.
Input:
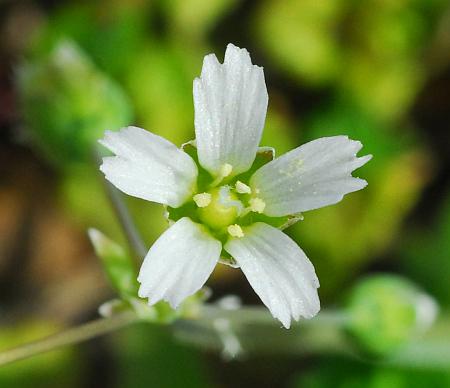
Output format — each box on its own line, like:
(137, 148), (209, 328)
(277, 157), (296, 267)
(166, 146), (293, 242)
(196, 186), (242, 231)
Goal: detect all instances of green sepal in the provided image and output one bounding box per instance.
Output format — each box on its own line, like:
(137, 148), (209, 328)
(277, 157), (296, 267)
(237, 211), (302, 230)
(181, 141), (213, 192)
(233, 146), (275, 183)
(88, 228), (138, 299)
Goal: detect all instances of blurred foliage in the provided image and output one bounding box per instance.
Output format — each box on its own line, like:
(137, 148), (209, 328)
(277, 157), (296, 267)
(124, 41), (197, 145)
(292, 357), (450, 388)
(27, 1), (151, 78)
(400, 191), (450, 306)
(254, 0), (345, 85)
(345, 275), (437, 356)
(113, 323), (211, 388)
(160, 0), (238, 41)
(58, 164), (167, 248)
(18, 40), (133, 166)
(254, 0), (447, 122)
(0, 322), (79, 387)
(59, 164), (124, 239)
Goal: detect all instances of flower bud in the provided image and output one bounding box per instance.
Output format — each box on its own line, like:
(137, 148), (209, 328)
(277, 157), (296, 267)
(17, 40), (133, 166)
(345, 274), (438, 356)
(88, 228), (138, 299)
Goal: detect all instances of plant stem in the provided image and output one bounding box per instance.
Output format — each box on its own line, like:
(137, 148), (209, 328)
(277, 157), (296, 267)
(93, 148), (147, 259)
(1, 305), (449, 368)
(104, 181), (148, 258)
(0, 306), (346, 367)
(0, 312), (140, 367)
(174, 306), (353, 358)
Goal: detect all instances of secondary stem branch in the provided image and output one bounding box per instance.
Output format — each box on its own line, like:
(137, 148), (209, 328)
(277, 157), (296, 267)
(0, 312), (140, 367)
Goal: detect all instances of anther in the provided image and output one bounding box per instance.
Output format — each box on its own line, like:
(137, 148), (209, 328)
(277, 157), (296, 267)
(220, 163), (233, 178)
(193, 193), (212, 208)
(249, 198), (266, 213)
(235, 181), (251, 194)
(227, 224), (244, 238)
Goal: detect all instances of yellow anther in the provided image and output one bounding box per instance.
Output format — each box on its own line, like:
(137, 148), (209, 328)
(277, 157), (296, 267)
(235, 181), (251, 194)
(249, 197), (266, 213)
(193, 193), (212, 208)
(228, 224), (244, 238)
(220, 163), (233, 177)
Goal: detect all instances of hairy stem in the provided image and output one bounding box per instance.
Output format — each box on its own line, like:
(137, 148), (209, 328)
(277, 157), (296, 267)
(0, 312), (140, 367)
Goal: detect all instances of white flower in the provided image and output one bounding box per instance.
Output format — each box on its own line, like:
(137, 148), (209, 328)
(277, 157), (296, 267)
(99, 44), (371, 328)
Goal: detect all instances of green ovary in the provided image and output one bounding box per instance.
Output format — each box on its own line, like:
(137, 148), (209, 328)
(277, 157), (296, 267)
(197, 187), (241, 230)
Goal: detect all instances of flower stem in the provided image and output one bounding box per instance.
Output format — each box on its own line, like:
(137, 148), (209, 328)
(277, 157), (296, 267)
(0, 312), (140, 367)
(93, 148), (147, 259)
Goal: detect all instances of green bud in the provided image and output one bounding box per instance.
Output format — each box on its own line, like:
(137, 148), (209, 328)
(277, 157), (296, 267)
(17, 40), (133, 166)
(88, 228), (138, 299)
(345, 274), (438, 356)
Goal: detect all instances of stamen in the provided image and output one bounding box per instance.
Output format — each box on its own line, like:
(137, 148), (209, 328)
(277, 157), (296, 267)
(249, 197), (266, 213)
(228, 224), (244, 238)
(210, 164), (233, 188)
(235, 181), (251, 194)
(193, 192), (212, 208)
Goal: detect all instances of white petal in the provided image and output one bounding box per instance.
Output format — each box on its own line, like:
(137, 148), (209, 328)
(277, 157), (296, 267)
(225, 222), (320, 328)
(99, 126), (198, 207)
(138, 217), (221, 308)
(250, 136), (372, 216)
(193, 43), (268, 176)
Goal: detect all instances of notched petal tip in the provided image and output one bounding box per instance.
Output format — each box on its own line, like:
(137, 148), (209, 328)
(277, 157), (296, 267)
(200, 53), (220, 78)
(358, 153), (373, 166)
(280, 317), (291, 330)
(225, 222), (320, 329)
(359, 178), (369, 189)
(194, 44), (268, 176)
(349, 138), (363, 153)
(224, 43), (251, 65)
(137, 286), (147, 299)
(98, 128), (117, 148)
(250, 136), (372, 216)
(96, 127), (198, 207)
(167, 298), (183, 310)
